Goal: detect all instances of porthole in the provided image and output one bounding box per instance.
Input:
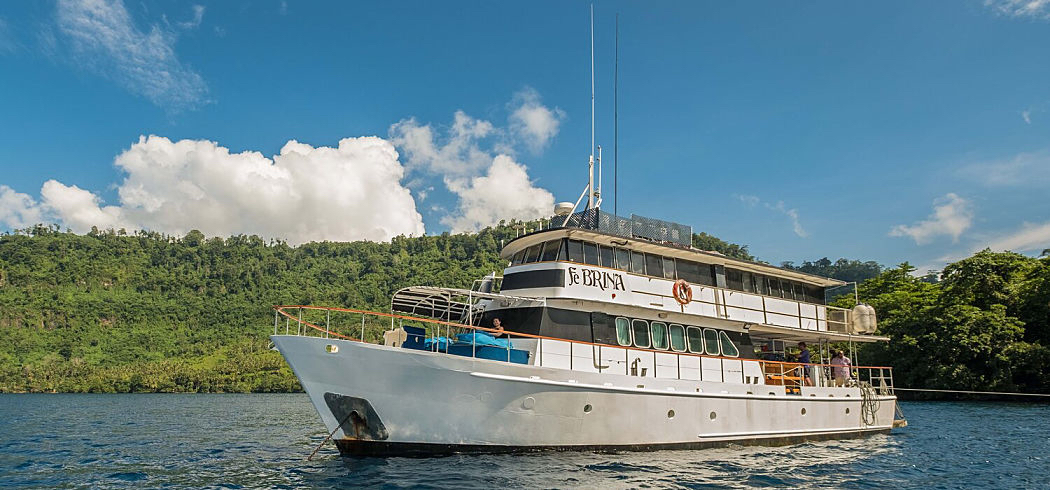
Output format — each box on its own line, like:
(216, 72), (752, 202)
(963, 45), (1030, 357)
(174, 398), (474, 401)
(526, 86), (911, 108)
(325, 344), (338, 353)
(583, 404), (593, 413)
(768, 392), (776, 396)
(846, 407), (851, 415)
(667, 410), (675, 419)
(801, 408), (807, 416)
(709, 411), (717, 420)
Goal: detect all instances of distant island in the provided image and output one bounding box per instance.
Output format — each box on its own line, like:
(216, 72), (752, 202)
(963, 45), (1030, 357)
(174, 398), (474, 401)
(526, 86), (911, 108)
(1, 223), (1046, 398)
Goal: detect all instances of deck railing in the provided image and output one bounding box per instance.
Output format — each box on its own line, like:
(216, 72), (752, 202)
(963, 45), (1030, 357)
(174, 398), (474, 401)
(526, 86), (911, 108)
(272, 305), (892, 395)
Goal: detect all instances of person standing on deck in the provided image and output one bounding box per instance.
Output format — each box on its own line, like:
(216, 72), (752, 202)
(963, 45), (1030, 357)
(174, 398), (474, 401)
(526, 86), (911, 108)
(798, 342), (814, 386)
(831, 350), (852, 387)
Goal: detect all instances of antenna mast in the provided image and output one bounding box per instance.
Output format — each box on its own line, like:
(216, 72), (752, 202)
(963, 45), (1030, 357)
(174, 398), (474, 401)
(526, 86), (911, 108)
(614, 13), (618, 216)
(588, 3), (595, 210)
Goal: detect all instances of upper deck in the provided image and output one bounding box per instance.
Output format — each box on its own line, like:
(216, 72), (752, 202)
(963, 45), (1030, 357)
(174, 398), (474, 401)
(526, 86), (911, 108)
(497, 210), (881, 342)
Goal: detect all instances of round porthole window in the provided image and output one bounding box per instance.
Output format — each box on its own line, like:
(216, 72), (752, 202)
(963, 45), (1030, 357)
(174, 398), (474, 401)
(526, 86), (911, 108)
(667, 410), (675, 419)
(583, 404), (593, 413)
(709, 411), (717, 420)
(801, 408), (807, 416)
(846, 407), (851, 415)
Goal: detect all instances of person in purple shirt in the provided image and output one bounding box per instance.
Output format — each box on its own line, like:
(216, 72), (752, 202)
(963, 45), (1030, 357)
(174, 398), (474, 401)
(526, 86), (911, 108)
(798, 342), (814, 386)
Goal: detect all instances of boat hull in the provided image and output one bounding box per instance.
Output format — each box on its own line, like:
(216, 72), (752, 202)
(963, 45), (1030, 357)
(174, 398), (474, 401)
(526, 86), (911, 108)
(273, 335), (897, 456)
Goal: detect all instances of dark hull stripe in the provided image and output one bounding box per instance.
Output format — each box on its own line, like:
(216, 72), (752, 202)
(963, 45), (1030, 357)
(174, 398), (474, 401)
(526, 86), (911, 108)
(333, 427), (892, 458)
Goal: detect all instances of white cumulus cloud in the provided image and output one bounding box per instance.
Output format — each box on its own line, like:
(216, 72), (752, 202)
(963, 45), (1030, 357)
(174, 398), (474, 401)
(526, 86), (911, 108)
(389, 111), (495, 176)
(0, 186), (45, 229)
(55, 0), (207, 111)
(889, 193), (973, 245)
(443, 155), (555, 233)
(0, 135), (425, 244)
(509, 87), (566, 153)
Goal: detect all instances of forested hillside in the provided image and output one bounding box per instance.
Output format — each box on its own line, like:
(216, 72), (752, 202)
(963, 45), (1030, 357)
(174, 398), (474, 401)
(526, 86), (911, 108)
(0, 223), (756, 393)
(2, 224), (1046, 397)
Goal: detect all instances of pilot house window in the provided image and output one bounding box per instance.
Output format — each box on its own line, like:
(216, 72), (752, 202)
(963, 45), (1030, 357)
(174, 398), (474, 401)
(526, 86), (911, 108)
(631, 319), (651, 348)
(718, 331), (739, 358)
(651, 322), (669, 350)
(566, 239), (584, 263)
(687, 327), (704, 354)
(669, 324), (686, 352)
(540, 239), (563, 262)
(583, 242), (600, 266)
(615, 317), (631, 346)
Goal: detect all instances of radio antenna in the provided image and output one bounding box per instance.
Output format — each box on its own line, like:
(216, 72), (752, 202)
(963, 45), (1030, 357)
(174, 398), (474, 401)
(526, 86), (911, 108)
(614, 13), (619, 216)
(587, 3), (596, 210)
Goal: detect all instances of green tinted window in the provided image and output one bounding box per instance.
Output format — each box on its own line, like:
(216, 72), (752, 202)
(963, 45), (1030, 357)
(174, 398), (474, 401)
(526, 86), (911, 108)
(703, 329), (720, 356)
(718, 331), (739, 358)
(615, 317), (631, 346)
(687, 327), (704, 353)
(651, 322), (668, 350)
(567, 240), (584, 263)
(669, 324), (686, 352)
(631, 319), (650, 348)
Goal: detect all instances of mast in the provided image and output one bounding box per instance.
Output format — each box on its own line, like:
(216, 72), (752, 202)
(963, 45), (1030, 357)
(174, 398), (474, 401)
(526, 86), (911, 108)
(614, 13), (618, 216)
(588, 3), (595, 210)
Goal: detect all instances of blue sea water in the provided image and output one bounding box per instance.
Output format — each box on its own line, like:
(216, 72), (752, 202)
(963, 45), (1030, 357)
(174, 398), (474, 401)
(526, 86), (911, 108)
(1, 394), (1047, 488)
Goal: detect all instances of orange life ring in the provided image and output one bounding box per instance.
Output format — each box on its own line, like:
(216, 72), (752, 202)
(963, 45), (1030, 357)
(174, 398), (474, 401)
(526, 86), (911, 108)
(672, 279), (692, 305)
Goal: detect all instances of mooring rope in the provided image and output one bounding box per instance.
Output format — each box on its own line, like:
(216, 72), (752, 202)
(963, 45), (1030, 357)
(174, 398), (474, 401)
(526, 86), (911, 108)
(307, 410), (357, 461)
(894, 387), (1050, 398)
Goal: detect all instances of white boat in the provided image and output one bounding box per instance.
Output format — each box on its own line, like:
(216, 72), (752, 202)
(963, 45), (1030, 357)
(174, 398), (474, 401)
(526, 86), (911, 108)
(272, 209), (903, 456)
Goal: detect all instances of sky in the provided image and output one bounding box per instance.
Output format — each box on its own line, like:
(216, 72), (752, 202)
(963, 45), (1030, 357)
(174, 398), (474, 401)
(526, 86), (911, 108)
(1, 0), (1049, 273)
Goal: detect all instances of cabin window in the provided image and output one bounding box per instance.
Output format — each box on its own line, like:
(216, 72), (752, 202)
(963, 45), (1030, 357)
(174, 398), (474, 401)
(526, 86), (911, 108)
(567, 239), (584, 263)
(615, 317), (631, 346)
(523, 244), (543, 263)
(645, 254), (664, 278)
(703, 329), (720, 356)
(718, 331), (739, 358)
(631, 319), (651, 348)
(630, 251), (646, 274)
(726, 269), (743, 291)
(540, 239), (562, 262)
(686, 326), (704, 354)
(767, 278), (783, 298)
(651, 322), (669, 350)
(583, 242), (600, 266)
(756, 275), (771, 296)
(662, 257), (676, 279)
(677, 260), (700, 284)
(599, 245), (614, 269)
(697, 263), (716, 286)
(742, 272), (755, 293)
(806, 285), (825, 305)
(511, 249), (526, 266)
(615, 248), (631, 271)
(793, 282), (806, 302)
(669, 324), (686, 352)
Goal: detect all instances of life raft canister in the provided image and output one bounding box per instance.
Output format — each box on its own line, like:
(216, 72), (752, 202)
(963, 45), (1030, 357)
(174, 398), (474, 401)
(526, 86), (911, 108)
(672, 279), (692, 305)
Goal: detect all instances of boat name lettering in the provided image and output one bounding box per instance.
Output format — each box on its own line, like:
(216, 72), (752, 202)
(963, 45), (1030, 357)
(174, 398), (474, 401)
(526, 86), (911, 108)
(567, 267), (625, 291)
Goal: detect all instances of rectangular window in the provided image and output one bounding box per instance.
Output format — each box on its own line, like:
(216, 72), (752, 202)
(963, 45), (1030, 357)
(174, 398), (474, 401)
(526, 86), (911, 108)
(651, 322), (669, 350)
(645, 254), (664, 278)
(615, 317), (631, 346)
(703, 329), (721, 356)
(742, 271), (755, 293)
(767, 278), (783, 298)
(540, 239), (562, 262)
(662, 257), (676, 279)
(567, 239), (584, 263)
(523, 244), (542, 263)
(687, 327), (704, 353)
(599, 245), (614, 269)
(677, 260), (700, 284)
(631, 251), (646, 274)
(631, 319), (650, 348)
(698, 264), (716, 286)
(615, 248), (631, 271)
(806, 285), (825, 305)
(756, 275), (770, 296)
(793, 282), (806, 302)
(726, 269), (744, 291)
(583, 242), (600, 266)
(669, 324), (686, 352)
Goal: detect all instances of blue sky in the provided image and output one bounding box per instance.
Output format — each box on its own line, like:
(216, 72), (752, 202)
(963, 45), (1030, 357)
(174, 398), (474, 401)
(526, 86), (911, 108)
(1, 0), (1049, 272)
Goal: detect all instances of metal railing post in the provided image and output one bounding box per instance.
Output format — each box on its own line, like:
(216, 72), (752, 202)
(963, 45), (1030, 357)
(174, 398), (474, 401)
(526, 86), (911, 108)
(297, 307), (303, 336)
(274, 309), (278, 336)
(360, 314), (365, 341)
(325, 309), (330, 339)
